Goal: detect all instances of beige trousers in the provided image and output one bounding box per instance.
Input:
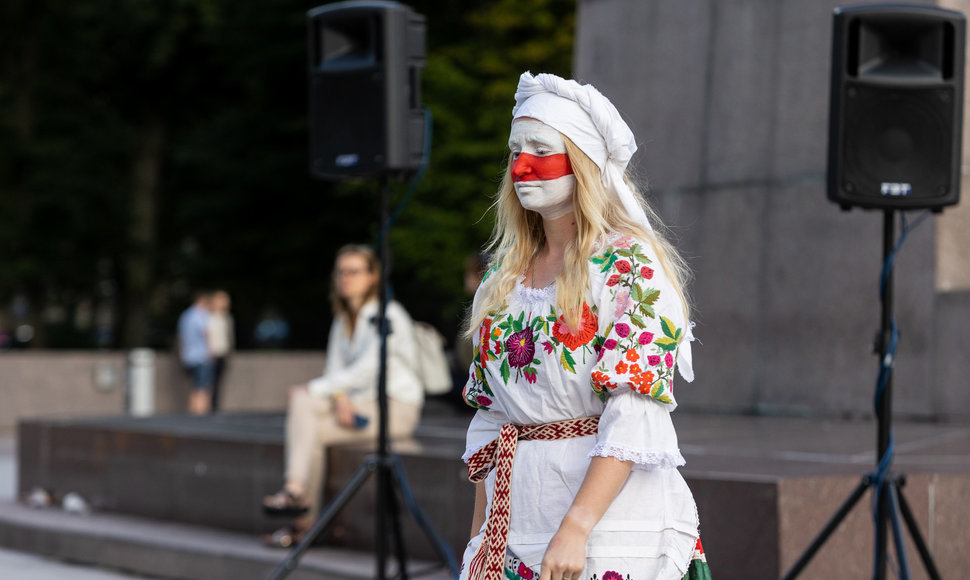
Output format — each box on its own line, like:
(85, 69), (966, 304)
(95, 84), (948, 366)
(284, 389), (422, 522)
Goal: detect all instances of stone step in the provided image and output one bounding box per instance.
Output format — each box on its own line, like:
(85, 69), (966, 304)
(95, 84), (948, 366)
(16, 409), (475, 562)
(0, 498), (454, 580)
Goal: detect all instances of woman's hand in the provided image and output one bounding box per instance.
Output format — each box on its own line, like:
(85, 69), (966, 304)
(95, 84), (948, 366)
(539, 456), (633, 580)
(539, 518), (588, 580)
(333, 394), (357, 429)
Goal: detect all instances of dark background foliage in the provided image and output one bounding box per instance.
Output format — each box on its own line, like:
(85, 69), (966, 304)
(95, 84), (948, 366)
(0, 0), (574, 351)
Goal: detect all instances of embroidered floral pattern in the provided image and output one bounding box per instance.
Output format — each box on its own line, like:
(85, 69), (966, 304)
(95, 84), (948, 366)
(464, 302), (603, 410)
(591, 238), (682, 405)
(464, 237), (683, 410)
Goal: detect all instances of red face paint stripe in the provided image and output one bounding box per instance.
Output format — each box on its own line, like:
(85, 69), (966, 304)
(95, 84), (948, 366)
(511, 152), (573, 182)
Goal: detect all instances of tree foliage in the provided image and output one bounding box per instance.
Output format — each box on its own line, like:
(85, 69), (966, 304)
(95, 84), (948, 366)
(0, 0), (575, 349)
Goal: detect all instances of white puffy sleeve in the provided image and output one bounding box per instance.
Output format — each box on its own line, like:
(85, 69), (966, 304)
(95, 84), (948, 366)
(591, 389), (685, 470)
(587, 236), (690, 469)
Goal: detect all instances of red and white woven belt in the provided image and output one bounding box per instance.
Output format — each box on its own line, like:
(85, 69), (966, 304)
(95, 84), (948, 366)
(464, 416), (600, 580)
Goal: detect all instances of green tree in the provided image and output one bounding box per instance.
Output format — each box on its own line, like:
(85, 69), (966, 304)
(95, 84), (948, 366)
(0, 0), (576, 350)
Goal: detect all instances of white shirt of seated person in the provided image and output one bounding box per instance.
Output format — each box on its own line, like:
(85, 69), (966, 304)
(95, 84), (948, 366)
(508, 118), (576, 220)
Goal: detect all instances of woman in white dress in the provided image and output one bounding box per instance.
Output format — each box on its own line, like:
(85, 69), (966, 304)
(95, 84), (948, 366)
(460, 73), (712, 580)
(261, 244), (424, 547)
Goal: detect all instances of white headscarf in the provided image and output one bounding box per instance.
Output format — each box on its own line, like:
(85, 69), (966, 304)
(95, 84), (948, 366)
(511, 71), (695, 383)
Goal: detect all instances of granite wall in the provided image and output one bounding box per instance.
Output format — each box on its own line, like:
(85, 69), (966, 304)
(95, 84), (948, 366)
(575, 0), (970, 420)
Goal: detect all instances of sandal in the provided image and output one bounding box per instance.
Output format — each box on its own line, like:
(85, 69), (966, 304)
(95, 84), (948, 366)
(262, 489), (308, 516)
(261, 526), (304, 548)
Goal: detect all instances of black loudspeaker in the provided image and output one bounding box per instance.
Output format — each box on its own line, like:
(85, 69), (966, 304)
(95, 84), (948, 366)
(308, 1), (425, 179)
(828, 4), (965, 211)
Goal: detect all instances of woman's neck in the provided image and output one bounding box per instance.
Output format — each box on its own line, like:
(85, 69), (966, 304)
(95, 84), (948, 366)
(526, 212), (577, 288)
(540, 212), (577, 259)
(342, 296), (369, 336)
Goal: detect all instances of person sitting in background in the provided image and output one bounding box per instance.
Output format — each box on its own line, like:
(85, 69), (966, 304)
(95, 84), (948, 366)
(207, 289), (234, 413)
(260, 244), (424, 547)
(177, 290), (213, 415)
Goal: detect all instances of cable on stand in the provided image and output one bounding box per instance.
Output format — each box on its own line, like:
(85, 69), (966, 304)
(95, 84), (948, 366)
(780, 209), (940, 580)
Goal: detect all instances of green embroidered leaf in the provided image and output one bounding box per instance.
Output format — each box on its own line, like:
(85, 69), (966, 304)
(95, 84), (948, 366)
(629, 313), (647, 329)
(654, 337), (679, 352)
(635, 252), (651, 264)
(531, 316), (542, 331)
(675, 328), (682, 341)
(532, 358), (540, 365)
(615, 248), (634, 257)
(482, 264), (500, 283)
(497, 321), (510, 332)
(481, 380), (494, 396)
(560, 348), (577, 373)
(600, 253), (619, 273)
(630, 284), (643, 303)
(660, 316), (677, 339)
(516, 311), (526, 332)
(499, 359), (511, 384)
(641, 289), (661, 306)
(504, 565), (517, 580)
(639, 303), (656, 319)
(474, 365), (484, 381)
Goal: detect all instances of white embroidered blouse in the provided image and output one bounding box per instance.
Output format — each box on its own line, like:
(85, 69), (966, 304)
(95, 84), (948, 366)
(459, 235), (700, 580)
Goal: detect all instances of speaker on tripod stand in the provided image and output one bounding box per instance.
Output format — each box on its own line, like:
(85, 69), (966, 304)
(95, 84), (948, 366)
(268, 2), (457, 579)
(783, 5), (965, 580)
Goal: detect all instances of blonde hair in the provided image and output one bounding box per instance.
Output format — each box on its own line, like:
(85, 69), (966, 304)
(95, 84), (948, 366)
(331, 244), (381, 330)
(467, 134), (691, 337)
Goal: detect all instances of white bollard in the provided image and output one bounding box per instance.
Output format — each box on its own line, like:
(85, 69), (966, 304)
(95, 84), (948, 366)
(127, 348), (156, 416)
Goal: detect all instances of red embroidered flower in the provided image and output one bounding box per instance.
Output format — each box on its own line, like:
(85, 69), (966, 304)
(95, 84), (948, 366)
(591, 371), (618, 392)
(629, 371), (656, 394)
(478, 319), (492, 366)
(506, 328), (535, 368)
(602, 571), (623, 580)
(641, 266), (654, 279)
(614, 360), (628, 374)
(629, 363), (642, 374)
(523, 368), (537, 384)
(542, 340), (554, 354)
(606, 274), (621, 287)
(552, 303), (598, 350)
(493, 340), (503, 354)
(615, 260), (632, 274)
(625, 348), (640, 362)
(517, 562), (534, 579)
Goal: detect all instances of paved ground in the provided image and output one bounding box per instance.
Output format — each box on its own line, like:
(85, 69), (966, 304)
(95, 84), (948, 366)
(0, 437), (150, 579)
(0, 547), (150, 580)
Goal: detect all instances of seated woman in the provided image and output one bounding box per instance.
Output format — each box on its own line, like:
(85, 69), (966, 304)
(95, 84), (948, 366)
(261, 244), (424, 547)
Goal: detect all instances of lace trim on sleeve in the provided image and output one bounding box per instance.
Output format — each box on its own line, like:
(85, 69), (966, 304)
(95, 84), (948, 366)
(588, 441), (686, 471)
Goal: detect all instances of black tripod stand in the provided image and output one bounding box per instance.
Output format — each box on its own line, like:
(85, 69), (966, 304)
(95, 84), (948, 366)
(267, 176), (460, 580)
(780, 210), (941, 580)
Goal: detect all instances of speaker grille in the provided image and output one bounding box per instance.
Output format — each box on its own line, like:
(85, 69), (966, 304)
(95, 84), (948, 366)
(840, 84), (954, 204)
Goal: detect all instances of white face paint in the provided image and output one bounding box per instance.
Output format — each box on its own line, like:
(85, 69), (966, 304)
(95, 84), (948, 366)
(508, 119), (576, 220)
